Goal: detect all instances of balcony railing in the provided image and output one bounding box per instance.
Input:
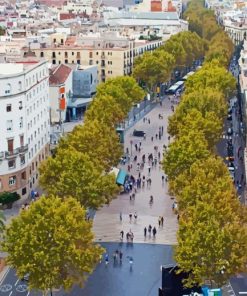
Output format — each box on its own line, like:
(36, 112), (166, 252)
(19, 144), (28, 154)
(5, 148), (20, 158)
(5, 144), (28, 159)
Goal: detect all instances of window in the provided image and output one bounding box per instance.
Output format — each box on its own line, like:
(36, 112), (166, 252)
(19, 117), (23, 129)
(21, 171), (26, 180)
(7, 139), (13, 152)
(20, 135), (24, 146)
(89, 52), (93, 58)
(40, 52), (44, 58)
(5, 83), (11, 94)
(72, 52), (74, 56)
(89, 60), (93, 65)
(6, 104), (12, 112)
(20, 155), (25, 165)
(6, 120), (13, 132)
(8, 159), (16, 169)
(22, 187), (27, 195)
(18, 81), (22, 91)
(9, 176), (16, 186)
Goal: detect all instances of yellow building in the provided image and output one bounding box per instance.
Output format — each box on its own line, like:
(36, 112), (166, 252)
(26, 34), (162, 82)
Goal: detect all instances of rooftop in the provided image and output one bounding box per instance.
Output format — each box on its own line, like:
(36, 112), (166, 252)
(49, 63), (72, 85)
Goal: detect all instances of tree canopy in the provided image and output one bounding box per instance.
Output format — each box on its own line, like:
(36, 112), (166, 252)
(1, 196), (103, 293)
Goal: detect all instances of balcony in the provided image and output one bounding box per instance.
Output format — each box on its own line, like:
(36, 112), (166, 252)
(19, 144), (28, 154)
(5, 148), (19, 159)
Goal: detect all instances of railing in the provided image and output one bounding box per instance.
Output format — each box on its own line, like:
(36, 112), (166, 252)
(5, 148), (20, 158)
(19, 144), (28, 154)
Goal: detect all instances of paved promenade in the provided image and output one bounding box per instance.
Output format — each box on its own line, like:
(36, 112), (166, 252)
(93, 98), (178, 245)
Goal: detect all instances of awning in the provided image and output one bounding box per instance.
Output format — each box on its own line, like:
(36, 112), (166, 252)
(116, 169), (127, 185)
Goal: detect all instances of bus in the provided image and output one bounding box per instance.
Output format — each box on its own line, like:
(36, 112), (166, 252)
(165, 80), (184, 95)
(181, 71), (195, 81)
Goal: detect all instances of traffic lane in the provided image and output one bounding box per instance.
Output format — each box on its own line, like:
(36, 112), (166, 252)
(57, 243), (175, 296)
(0, 268), (41, 296)
(230, 275), (247, 295)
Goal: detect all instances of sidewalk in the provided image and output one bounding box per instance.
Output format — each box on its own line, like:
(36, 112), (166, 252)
(93, 98), (178, 245)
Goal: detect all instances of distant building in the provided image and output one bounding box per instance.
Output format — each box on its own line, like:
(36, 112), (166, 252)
(0, 61), (50, 198)
(67, 64), (98, 121)
(49, 64), (73, 124)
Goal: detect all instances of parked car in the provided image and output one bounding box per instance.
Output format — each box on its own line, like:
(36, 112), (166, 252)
(133, 130), (146, 137)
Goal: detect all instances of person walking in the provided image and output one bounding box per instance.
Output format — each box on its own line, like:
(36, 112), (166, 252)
(158, 216), (161, 227)
(120, 230), (124, 240)
(148, 225), (152, 237)
(120, 212), (122, 222)
(144, 227), (147, 237)
(162, 175), (165, 184)
(134, 211), (138, 221)
(129, 212), (132, 222)
(161, 216), (164, 227)
(119, 251), (123, 263)
(152, 227), (157, 238)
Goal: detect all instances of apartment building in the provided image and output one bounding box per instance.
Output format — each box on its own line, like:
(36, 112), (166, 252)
(27, 32), (162, 82)
(0, 60), (50, 198)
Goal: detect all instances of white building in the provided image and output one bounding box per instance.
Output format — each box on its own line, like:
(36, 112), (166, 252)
(0, 60), (50, 198)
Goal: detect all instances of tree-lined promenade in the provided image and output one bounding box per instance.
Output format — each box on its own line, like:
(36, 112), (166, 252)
(0, 0), (246, 294)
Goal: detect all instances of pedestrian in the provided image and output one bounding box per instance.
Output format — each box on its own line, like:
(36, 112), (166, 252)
(158, 216), (161, 227)
(129, 256), (134, 267)
(119, 251), (123, 262)
(129, 212), (132, 222)
(148, 119), (150, 124)
(113, 251), (117, 263)
(162, 175), (165, 184)
(144, 227), (147, 237)
(149, 195), (153, 204)
(120, 230), (124, 240)
(161, 216), (164, 227)
(152, 227), (157, 238)
(168, 136), (171, 142)
(156, 134), (158, 139)
(132, 193), (135, 200)
(130, 194), (132, 201)
(135, 144), (138, 151)
(148, 166), (151, 174)
(105, 253), (109, 266)
(151, 136), (154, 142)
(158, 151), (161, 159)
(148, 225), (152, 236)
(134, 211), (138, 221)
(120, 212), (122, 222)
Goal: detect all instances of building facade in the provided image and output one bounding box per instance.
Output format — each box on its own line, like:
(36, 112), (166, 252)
(0, 61), (50, 198)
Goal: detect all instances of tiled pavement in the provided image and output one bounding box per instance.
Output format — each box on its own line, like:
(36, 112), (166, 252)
(93, 98), (178, 245)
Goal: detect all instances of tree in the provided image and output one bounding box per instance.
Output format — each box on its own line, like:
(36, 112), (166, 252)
(185, 61), (236, 97)
(1, 196), (104, 294)
(168, 88), (227, 136)
(169, 109), (223, 148)
(133, 51), (175, 94)
(58, 120), (123, 171)
(169, 156), (239, 212)
(162, 131), (211, 181)
(0, 211), (5, 234)
(39, 148), (120, 209)
(96, 76), (145, 115)
(85, 94), (126, 127)
(175, 202), (247, 288)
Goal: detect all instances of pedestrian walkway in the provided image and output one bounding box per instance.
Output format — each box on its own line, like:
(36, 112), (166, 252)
(93, 99), (178, 245)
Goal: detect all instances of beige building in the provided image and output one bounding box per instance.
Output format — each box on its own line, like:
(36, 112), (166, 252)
(24, 32), (162, 82)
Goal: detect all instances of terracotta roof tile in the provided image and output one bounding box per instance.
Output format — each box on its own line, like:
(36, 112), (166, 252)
(49, 64), (72, 85)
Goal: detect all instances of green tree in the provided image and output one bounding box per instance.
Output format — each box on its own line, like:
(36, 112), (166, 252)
(39, 148), (119, 209)
(96, 76), (145, 115)
(175, 202), (247, 288)
(59, 120), (123, 170)
(169, 156), (238, 212)
(1, 196), (104, 294)
(133, 50), (175, 94)
(168, 88), (227, 134)
(185, 61), (236, 97)
(169, 109), (223, 148)
(0, 211), (5, 234)
(162, 131), (211, 180)
(85, 94), (126, 127)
